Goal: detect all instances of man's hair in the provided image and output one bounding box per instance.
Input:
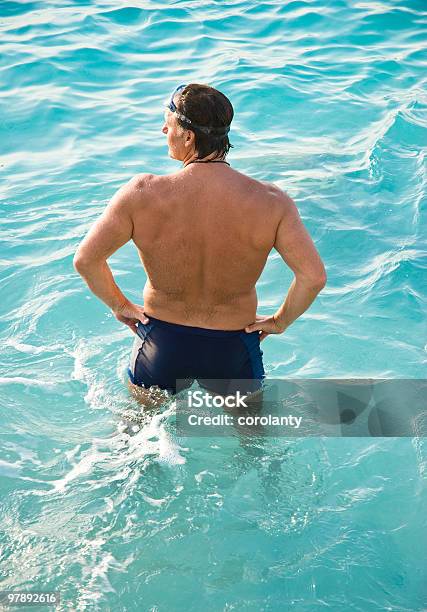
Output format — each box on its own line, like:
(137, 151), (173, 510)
(176, 83), (234, 160)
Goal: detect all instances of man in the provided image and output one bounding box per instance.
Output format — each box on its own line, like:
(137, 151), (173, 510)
(73, 83), (326, 399)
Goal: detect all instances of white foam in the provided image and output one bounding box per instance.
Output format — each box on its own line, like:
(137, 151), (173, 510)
(0, 376), (57, 389)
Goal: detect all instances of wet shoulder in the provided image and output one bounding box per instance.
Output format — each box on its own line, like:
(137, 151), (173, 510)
(247, 177), (293, 219)
(134, 171), (183, 196)
(125, 172), (162, 210)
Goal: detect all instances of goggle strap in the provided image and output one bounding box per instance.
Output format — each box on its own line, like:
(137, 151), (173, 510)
(175, 112), (230, 135)
(168, 85), (230, 135)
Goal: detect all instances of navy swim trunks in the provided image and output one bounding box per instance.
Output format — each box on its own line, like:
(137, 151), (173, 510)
(127, 316), (265, 395)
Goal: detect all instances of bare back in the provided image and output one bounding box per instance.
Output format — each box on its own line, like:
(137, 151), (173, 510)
(131, 165), (284, 329)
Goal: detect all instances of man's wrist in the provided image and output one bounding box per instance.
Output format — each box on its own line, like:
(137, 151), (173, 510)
(272, 313), (288, 333)
(111, 296), (132, 315)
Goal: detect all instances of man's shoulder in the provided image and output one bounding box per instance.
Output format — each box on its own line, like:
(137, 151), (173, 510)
(256, 180), (295, 214)
(127, 172), (156, 191)
(260, 179), (291, 198)
(121, 173), (160, 206)
(128, 172), (178, 196)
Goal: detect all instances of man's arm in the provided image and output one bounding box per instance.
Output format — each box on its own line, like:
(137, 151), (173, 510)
(73, 175), (149, 332)
(246, 189), (326, 339)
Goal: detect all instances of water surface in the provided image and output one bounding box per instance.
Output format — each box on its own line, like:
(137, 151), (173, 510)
(1, 0), (426, 609)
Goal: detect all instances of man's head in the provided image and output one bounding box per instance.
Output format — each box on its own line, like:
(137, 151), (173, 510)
(162, 83), (234, 163)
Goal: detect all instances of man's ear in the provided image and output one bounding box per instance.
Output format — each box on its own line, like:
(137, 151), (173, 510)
(185, 130), (195, 147)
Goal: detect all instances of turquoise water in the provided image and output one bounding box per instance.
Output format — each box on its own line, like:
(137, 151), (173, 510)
(1, 0), (427, 609)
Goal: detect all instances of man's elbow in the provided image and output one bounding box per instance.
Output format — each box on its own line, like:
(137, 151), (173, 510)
(299, 268), (327, 292)
(73, 251), (93, 274)
(313, 269), (327, 291)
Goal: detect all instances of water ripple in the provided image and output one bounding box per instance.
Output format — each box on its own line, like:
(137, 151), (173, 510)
(1, 0), (426, 609)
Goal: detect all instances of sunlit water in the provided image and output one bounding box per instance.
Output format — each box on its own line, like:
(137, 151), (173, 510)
(1, 0), (426, 610)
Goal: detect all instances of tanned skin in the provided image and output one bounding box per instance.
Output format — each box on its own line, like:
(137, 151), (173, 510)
(74, 103), (326, 400)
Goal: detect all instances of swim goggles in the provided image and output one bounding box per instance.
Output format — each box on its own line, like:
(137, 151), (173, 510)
(165, 83), (230, 136)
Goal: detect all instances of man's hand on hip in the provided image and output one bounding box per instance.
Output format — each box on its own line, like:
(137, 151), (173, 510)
(245, 314), (286, 342)
(114, 301), (149, 333)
